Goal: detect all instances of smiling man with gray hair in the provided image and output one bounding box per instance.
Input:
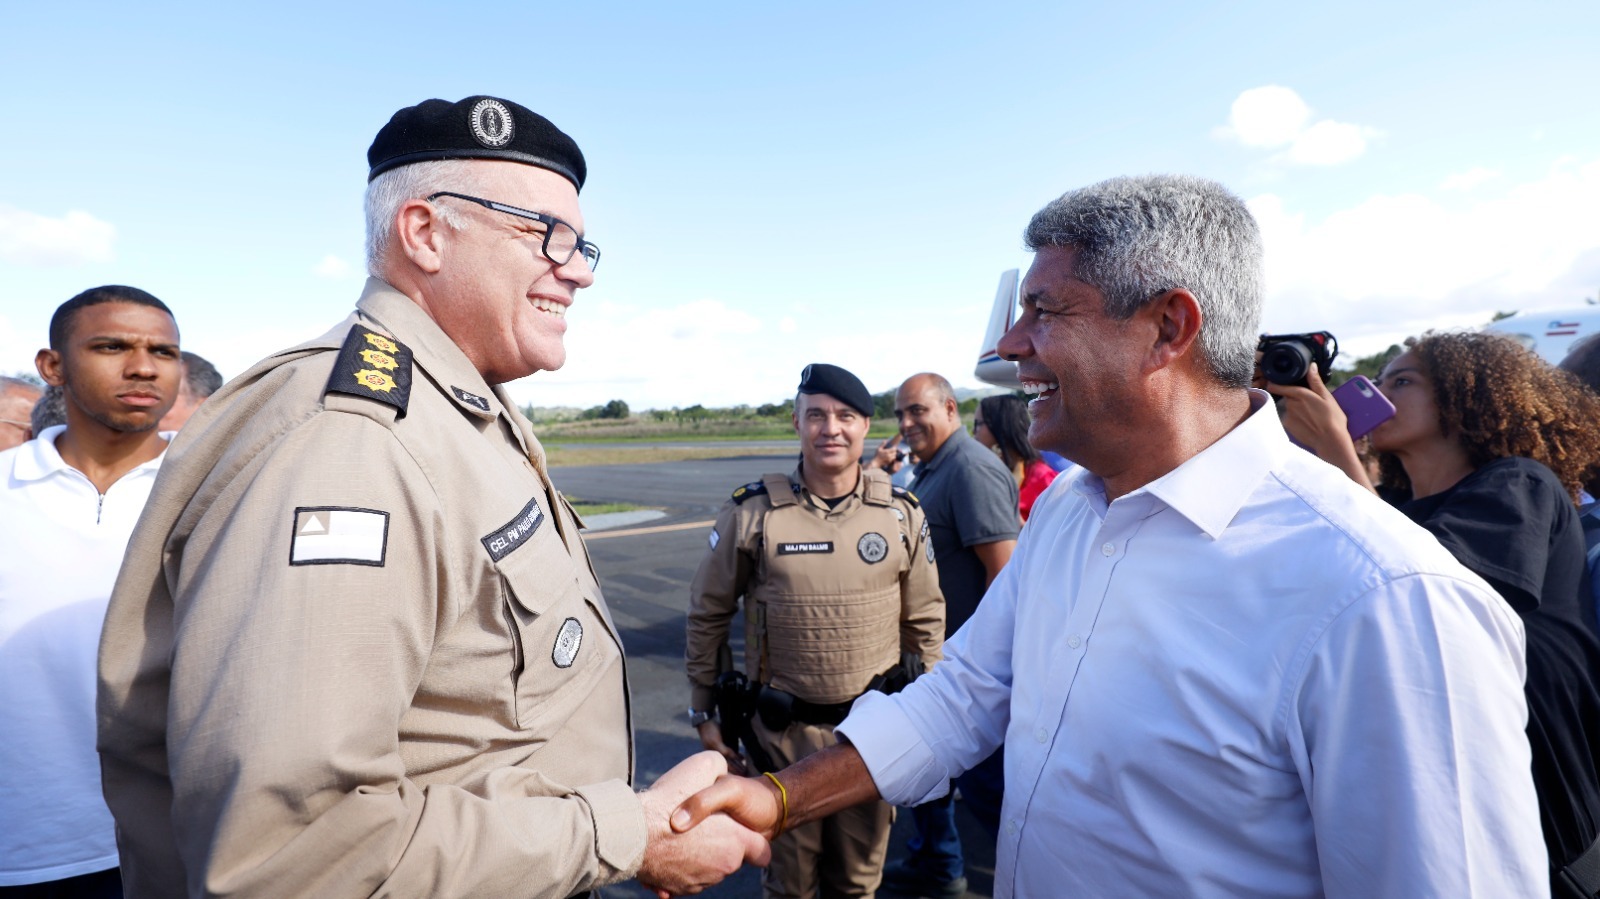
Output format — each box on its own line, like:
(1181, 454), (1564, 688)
(98, 96), (765, 899)
(674, 174), (1549, 897)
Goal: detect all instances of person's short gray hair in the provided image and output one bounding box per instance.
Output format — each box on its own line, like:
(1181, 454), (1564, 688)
(31, 384), (66, 434)
(363, 160), (481, 275)
(180, 351), (223, 399)
(1023, 174), (1263, 388)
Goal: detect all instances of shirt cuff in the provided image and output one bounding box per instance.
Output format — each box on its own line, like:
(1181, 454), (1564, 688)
(574, 780), (648, 877)
(835, 691), (951, 806)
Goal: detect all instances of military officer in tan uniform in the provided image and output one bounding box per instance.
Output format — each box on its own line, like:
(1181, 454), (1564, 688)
(685, 363), (944, 899)
(96, 96), (766, 899)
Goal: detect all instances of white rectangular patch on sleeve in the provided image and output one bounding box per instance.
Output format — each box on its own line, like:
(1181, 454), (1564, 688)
(290, 507), (389, 566)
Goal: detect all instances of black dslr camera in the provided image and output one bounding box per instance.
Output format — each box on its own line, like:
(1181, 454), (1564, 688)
(1257, 332), (1338, 388)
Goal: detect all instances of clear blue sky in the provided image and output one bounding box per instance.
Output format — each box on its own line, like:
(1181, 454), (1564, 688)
(3, 0), (1597, 409)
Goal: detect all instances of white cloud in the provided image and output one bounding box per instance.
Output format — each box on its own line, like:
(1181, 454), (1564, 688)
(1252, 157), (1600, 358)
(1216, 86), (1378, 166)
(313, 254), (353, 279)
(1439, 167), (1500, 192)
(1219, 85), (1310, 148)
(778, 316), (798, 334)
(0, 204), (115, 266)
(1283, 120), (1375, 166)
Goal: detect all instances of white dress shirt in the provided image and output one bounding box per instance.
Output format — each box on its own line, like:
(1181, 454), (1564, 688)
(0, 427), (166, 885)
(838, 392), (1547, 897)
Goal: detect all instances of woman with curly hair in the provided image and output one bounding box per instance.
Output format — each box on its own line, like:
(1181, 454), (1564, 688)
(974, 394), (1058, 521)
(1269, 330), (1600, 892)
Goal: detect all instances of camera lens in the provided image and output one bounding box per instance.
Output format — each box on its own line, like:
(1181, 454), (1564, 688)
(1262, 341), (1313, 385)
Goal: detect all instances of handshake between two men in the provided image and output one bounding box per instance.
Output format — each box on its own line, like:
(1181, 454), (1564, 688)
(640, 743), (872, 898)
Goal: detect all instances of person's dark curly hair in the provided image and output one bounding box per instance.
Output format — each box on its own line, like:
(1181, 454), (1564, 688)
(1377, 330), (1600, 501)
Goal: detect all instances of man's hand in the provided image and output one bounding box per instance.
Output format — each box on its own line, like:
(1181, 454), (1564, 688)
(636, 752), (771, 898)
(671, 772), (785, 840)
(696, 720), (747, 774)
(871, 434), (903, 472)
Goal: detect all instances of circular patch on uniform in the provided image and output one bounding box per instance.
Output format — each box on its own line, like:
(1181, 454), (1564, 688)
(552, 617), (583, 668)
(470, 98), (515, 148)
(858, 532), (889, 564)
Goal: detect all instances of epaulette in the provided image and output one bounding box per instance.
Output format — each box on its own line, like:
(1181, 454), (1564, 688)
(892, 485), (920, 508)
(324, 325), (413, 418)
(731, 481), (768, 504)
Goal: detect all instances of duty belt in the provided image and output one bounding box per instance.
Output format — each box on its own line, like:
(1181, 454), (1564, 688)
(757, 686), (854, 729)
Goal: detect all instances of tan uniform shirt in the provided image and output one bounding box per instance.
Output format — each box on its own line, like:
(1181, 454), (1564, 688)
(685, 468), (944, 711)
(97, 280), (643, 898)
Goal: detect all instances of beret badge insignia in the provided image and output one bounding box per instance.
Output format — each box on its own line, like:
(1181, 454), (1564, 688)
(470, 98), (515, 148)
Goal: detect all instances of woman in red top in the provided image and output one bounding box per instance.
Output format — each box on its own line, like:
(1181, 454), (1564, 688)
(975, 394), (1057, 522)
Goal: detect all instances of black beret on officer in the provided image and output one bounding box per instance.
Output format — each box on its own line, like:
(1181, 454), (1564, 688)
(798, 363), (874, 418)
(367, 95), (586, 191)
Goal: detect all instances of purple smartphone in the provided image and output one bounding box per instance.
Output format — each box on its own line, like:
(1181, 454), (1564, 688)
(1332, 375), (1395, 440)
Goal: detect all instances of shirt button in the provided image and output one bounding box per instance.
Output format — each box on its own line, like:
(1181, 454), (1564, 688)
(1101, 542), (1115, 556)
(1035, 727), (1049, 743)
(1067, 634), (1082, 649)
(1006, 820), (1018, 836)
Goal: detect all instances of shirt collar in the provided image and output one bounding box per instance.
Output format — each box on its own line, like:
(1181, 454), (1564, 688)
(1072, 390), (1287, 539)
(11, 425), (168, 484)
(1141, 390), (1287, 539)
(354, 278), (506, 423)
(918, 426), (971, 473)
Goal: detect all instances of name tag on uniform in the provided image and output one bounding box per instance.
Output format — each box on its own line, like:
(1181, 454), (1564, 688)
(777, 541), (834, 555)
(290, 507), (389, 566)
(482, 495), (546, 562)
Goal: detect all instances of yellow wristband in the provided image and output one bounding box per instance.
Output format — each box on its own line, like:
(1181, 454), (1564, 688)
(762, 771), (790, 835)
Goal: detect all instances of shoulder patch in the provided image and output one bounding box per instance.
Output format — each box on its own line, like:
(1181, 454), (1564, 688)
(892, 486), (920, 508)
(731, 481), (768, 504)
(325, 325), (413, 418)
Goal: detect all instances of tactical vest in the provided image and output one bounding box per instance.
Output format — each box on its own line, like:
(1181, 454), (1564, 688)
(749, 471), (912, 704)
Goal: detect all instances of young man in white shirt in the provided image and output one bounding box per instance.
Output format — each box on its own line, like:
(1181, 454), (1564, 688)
(673, 175), (1550, 898)
(0, 286), (180, 897)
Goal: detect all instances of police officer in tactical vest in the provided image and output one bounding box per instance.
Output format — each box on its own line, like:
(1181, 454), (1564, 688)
(686, 363), (945, 899)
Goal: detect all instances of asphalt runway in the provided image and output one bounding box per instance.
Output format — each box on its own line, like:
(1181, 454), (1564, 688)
(554, 453), (996, 898)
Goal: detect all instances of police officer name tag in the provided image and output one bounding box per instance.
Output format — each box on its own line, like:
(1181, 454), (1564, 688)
(290, 507), (389, 566)
(482, 495), (546, 562)
(777, 541), (834, 555)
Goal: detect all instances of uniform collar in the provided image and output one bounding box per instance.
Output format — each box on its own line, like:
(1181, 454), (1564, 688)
(790, 464), (869, 511)
(1089, 389), (1285, 540)
(354, 279), (507, 424)
(10, 425), (168, 484)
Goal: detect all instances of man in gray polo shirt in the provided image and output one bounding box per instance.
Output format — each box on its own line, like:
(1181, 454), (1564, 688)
(873, 371), (1018, 897)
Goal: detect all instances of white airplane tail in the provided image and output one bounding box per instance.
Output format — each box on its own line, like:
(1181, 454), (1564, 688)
(974, 269), (1021, 388)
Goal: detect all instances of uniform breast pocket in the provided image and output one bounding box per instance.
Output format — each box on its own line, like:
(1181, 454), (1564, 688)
(495, 532), (610, 733)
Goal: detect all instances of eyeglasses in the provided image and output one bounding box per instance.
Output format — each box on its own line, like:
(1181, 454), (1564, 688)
(427, 192), (601, 272)
(972, 418), (987, 431)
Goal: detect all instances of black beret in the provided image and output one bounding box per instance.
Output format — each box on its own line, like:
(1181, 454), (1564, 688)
(797, 363), (874, 418)
(367, 95), (586, 190)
